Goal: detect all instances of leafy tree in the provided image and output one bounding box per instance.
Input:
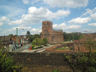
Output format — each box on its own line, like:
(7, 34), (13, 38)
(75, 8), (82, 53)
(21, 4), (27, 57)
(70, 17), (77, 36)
(32, 38), (44, 47)
(8, 34), (13, 37)
(43, 38), (48, 45)
(26, 31), (32, 42)
(26, 31), (31, 38)
(34, 34), (40, 38)
(27, 33), (41, 43)
(32, 38), (48, 48)
(26, 31), (31, 36)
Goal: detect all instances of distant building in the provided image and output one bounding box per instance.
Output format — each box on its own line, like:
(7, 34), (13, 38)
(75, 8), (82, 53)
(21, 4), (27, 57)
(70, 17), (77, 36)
(0, 36), (12, 46)
(41, 21), (64, 44)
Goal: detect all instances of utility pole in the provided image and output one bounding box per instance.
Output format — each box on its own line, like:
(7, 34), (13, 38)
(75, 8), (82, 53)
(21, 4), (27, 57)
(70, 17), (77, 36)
(16, 28), (18, 48)
(16, 28), (18, 36)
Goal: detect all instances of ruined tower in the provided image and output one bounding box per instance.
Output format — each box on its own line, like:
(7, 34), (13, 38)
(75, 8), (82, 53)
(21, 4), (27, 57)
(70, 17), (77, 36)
(42, 21), (52, 34)
(41, 21), (64, 44)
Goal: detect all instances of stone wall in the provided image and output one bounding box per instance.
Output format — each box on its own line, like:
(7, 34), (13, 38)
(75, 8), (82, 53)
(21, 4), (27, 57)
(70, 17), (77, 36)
(9, 52), (68, 66)
(9, 52), (74, 72)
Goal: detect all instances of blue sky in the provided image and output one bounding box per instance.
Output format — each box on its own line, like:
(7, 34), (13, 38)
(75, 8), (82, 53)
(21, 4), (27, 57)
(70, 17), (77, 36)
(0, 0), (96, 36)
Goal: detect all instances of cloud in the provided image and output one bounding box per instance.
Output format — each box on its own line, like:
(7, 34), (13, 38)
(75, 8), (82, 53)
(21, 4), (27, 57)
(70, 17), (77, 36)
(91, 13), (96, 20)
(10, 25), (32, 31)
(7, 25), (32, 35)
(88, 23), (96, 26)
(0, 5), (25, 18)
(0, 16), (10, 25)
(22, 0), (29, 4)
(30, 28), (41, 34)
(53, 23), (66, 30)
(68, 25), (81, 29)
(9, 6), (70, 25)
(8, 19), (22, 25)
(82, 8), (96, 17)
(53, 22), (81, 31)
(68, 7), (96, 30)
(81, 8), (96, 21)
(44, 0), (88, 8)
(0, 16), (9, 22)
(28, 7), (70, 19)
(0, 22), (3, 26)
(68, 17), (90, 24)
(22, 0), (41, 4)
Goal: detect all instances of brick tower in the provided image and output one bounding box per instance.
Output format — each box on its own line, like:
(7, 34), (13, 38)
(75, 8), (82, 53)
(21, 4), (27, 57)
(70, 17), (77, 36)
(42, 21), (52, 34)
(41, 21), (64, 44)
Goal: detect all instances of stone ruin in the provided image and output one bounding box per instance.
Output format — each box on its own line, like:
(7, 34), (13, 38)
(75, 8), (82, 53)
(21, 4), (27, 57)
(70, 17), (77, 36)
(41, 21), (64, 44)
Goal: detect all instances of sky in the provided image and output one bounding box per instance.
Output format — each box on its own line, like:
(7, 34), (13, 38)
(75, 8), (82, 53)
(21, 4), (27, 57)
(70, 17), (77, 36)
(0, 0), (96, 36)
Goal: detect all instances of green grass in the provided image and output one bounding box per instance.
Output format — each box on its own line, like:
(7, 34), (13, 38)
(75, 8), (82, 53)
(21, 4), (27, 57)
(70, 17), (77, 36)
(56, 46), (69, 50)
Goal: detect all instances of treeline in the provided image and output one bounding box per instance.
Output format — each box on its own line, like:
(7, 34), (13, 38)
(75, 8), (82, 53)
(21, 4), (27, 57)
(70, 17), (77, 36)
(27, 31), (83, 42)
(63, 32), (83, 41)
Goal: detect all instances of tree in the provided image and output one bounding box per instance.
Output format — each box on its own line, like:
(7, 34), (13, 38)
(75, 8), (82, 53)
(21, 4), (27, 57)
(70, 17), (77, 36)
(63, 32), (82, 41)
(26, 31), (31, 36)
(32, 38), (47, 48)
(26, 31), (31, 38)
(26, 31), (31, 42)
(43, 38), (48, 45)
(32, 38), (43, 47)
(8, 34), (13, 37)
(34, 34), (40, 38)
(26, 33), (41, 43)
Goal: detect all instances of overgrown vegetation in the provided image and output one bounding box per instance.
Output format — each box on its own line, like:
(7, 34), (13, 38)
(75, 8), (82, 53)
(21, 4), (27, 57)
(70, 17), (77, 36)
(0, 43), (21, 72)
(64, 53), (96, 72)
